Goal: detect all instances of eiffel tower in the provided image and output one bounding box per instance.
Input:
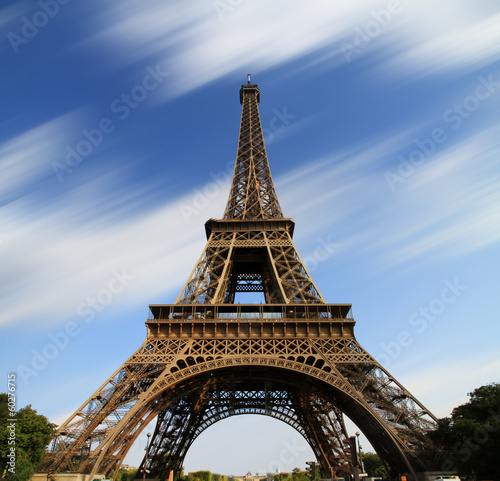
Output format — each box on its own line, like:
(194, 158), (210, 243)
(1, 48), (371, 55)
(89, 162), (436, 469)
(42, 77), (441, 480)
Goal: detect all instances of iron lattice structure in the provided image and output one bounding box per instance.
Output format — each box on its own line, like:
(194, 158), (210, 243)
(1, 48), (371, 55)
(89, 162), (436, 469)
(42, 79), (441, 480)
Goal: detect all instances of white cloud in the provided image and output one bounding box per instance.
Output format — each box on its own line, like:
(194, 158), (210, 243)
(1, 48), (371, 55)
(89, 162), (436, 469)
(0, 176), (207, 328)
(380, 124), (500, 264)
(2, 112), (498, 334)
(69, 0), (500, 99)
(382, 5), (500, 78)
(0, 115), (78, 203)
(396, 350), (500, 418)
(69, 1), (404, 96)
(272, 120), (500, 269)
(80, 0), (356, 96)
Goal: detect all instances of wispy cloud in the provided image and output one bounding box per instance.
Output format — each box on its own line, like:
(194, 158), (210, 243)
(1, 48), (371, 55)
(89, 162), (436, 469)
(397, 349), (500, 417)
(381, 8), (500, 79)
(2, 106), (498, 333)
(77, 0), (356, 96)
(276, 121), (500, 268)
(380, 124), (500, 264)
(0, 176), (205, 328)
(65, 0), (500, 99)
(0, 115), (78, 203)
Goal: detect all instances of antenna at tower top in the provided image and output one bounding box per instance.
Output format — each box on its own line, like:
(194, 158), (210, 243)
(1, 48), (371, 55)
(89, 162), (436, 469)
(247, 74), (251, 84)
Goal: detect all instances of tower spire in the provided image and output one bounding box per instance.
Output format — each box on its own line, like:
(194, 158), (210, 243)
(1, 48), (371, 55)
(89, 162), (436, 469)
(223, 79), (284, 220)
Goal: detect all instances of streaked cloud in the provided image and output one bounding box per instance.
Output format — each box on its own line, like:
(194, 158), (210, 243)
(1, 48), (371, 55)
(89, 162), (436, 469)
(69, 0), (500, 98)
(0, 177), (205, 328)
(381, 7), (500, 78)
(397, 349), (500, 417)
(278, 121), (500, 268)
(0, 115), (78, 203)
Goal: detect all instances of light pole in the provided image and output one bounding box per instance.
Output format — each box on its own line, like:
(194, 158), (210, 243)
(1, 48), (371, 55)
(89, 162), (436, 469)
(355, 432), (364, 474)
(143, 432), (151, 481)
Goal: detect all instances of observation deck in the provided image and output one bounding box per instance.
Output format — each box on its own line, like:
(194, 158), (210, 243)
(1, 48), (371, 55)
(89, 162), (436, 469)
(146, 303), (354, 340)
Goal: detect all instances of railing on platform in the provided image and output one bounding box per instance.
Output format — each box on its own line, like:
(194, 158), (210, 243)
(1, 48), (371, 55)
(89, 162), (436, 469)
(148, 303), (352, 321)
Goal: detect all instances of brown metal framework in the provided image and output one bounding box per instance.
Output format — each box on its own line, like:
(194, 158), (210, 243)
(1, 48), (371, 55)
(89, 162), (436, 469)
(176, 220), (324, 305)
(41, 79), (441, 481)
(224, 81), (283, 220)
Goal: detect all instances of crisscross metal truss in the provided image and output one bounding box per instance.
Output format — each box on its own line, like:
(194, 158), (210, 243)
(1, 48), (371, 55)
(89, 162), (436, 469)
(223, 83), (283, 220)
(41, 333), (441, 479)
(42, 80), (442, 481)
(176, 229), (324, 304)
(137, 385), (350, 479)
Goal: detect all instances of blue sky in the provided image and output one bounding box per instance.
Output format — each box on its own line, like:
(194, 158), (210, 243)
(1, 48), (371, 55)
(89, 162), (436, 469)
(1, 0), (500, 475)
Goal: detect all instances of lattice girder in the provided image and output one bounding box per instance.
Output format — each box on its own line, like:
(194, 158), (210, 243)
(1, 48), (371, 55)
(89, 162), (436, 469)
(224, 82), (283, 220)
(43, 326), (440, 479)
(176, 227), (324, 305)
(139, 384), (351, 479)
(176, 232), (234, 305)
(41, 340), (190, 474)
(336, 363), (438, 452)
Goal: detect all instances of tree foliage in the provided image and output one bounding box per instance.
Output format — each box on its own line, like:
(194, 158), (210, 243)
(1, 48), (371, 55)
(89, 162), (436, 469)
(361, 452), (387, 477)
(212, 474), (228, 481)
(429, 382), (500, 481)
(188, 471), (213, 481)
(271, 473), (290, 481)
(291, 468), (309, 481)
(115, 467), (138, 481)
(2, 449), (35, 481)
(0, 393), (56, 481)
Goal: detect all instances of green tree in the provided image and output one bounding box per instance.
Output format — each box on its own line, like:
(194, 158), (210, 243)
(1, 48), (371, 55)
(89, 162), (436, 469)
(115, 467), (137, 481)
(272, 473), (292, 481)
(188, 471), (213, 481)
(429, 382), (500, 481)
(0, 393), (56, 481)
(361, 452), (387, 477)
(176, 466), (186, 481)
(213, 474), (228, 481)
(15, 405), (57, 468)
(2, 449), (35, 481)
